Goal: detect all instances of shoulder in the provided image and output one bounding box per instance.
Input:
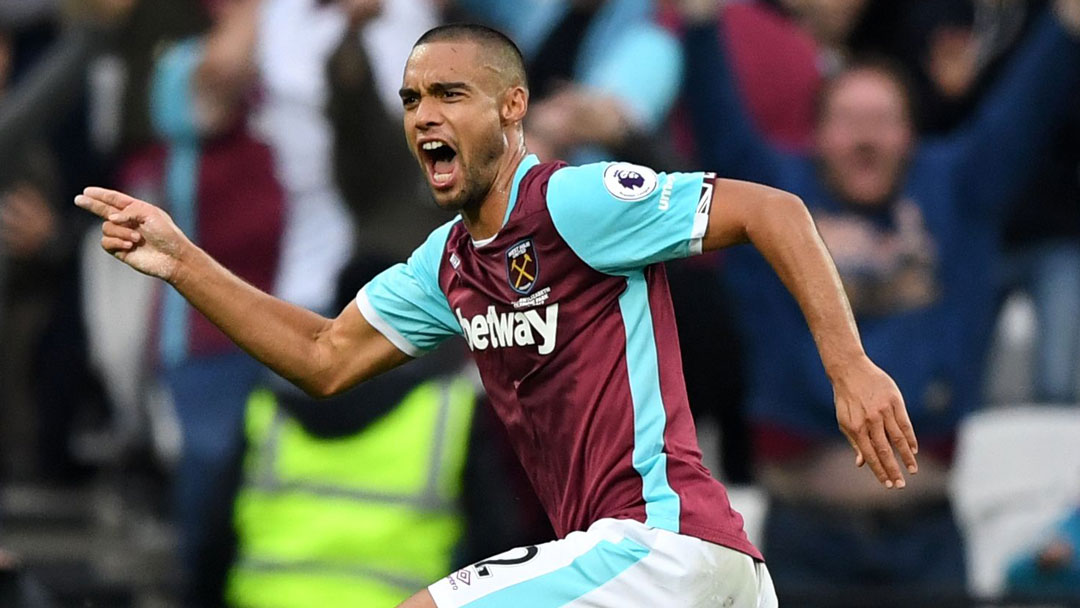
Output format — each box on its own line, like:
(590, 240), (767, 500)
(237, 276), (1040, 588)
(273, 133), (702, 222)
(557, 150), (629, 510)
(508, 160), (567, 219)
(548, 161), (662, 207)
(410, 217), (463, 277)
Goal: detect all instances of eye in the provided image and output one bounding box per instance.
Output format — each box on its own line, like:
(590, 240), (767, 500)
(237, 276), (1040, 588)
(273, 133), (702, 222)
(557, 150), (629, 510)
(401, 94), (419, 108)
(443, 90), (463, 100)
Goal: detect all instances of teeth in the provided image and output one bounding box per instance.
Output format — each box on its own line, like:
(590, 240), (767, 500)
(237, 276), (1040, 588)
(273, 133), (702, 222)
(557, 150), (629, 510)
(422, 141), (446, 151)
(434, 172), (452, 184)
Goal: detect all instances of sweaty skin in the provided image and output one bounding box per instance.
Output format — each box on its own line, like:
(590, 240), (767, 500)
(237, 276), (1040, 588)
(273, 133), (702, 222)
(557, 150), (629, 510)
(76, 34), (918, 608)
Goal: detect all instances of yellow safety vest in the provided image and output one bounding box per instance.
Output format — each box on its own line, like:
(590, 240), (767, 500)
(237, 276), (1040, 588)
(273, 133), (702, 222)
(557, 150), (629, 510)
(226, 377), (476, 608)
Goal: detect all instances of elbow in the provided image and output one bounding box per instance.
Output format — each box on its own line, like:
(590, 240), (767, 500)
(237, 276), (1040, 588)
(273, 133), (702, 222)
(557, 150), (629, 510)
(768, 191), (813, 230)
(751, 190), (811, 231)
(299, 380), (336, 401)
(300, 369), (352, 400)
(770, 191), (809, 215)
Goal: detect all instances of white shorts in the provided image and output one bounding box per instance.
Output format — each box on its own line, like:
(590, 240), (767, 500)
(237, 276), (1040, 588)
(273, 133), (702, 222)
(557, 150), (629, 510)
(429, 518), (777, 607)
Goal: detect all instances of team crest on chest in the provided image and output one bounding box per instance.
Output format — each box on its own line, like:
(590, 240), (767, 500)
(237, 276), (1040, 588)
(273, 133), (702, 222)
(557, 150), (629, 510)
(506, 238), (539, 295)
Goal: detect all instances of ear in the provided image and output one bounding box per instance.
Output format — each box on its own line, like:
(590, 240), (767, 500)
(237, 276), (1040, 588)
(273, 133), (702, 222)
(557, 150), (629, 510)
(501, 86), (528, 125)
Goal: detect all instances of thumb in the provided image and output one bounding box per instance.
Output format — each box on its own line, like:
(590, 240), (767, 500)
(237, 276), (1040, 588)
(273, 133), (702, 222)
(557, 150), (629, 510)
(839, 424), (865, 468)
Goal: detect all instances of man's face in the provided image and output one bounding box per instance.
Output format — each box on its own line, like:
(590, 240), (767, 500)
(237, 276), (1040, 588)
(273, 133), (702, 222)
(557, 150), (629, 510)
(816, 70), (914, 208)
(400, 41), (510, 212)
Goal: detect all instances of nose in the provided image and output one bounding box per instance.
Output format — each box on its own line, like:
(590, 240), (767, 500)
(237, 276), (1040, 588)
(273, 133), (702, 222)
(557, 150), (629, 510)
(413, 96), (443, 131)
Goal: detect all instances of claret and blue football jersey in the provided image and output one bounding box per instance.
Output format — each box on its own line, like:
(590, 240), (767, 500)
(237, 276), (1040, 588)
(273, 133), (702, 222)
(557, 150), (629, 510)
(357, 154), (760, 560)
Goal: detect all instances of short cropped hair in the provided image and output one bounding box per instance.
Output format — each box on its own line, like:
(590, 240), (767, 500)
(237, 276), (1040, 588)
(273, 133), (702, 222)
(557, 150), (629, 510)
(413, 23), (528, 90)
(816, 55), (919, 127)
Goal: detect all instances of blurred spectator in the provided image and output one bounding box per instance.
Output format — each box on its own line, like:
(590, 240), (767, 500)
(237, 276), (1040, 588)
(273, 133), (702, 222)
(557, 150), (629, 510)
(776, 0), (867, 73)
(678, 0), (1080, 600)
(324, 1), (447, 260)
(1007, 504), (1080, 598)
(146, 1), (285, 600)
(852, 0), (1080, 404)
(662, 0), (824, 153)
(455, 0), (682, 166)
(145, 1), (442, 603)
(0, 6), (117, 484)
(659, 0), (827, 483)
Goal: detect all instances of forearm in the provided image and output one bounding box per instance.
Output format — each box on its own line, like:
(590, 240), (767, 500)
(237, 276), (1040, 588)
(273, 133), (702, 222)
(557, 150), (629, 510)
(744, 192), (867, 379)
(702, 176), (916, 485)
(169, 244), (338, 395)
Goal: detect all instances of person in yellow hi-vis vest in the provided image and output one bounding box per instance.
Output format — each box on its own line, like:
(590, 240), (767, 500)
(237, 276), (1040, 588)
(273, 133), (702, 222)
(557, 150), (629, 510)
(226, 373), (477, 608)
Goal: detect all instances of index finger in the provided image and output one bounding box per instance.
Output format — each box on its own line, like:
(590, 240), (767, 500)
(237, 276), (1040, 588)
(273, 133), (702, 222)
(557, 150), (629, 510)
(83, 187), (138, 210)
(74, 194), (117, 220)
(74, 188), (133, 220)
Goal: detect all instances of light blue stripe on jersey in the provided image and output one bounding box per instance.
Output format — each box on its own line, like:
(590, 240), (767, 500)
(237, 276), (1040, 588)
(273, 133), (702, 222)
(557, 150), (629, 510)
(502, 154), (540, 226)
(546, 162), (700, 533)
(463, 538), (648, 607)
(619, 272), (681, 532)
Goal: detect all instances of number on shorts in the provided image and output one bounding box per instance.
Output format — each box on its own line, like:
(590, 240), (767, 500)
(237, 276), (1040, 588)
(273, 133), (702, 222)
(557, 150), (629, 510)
(475, 545), (539, 578)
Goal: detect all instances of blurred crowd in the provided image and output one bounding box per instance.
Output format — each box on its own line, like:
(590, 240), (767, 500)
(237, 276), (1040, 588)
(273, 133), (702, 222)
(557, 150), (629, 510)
(0, 0), (1079, 606)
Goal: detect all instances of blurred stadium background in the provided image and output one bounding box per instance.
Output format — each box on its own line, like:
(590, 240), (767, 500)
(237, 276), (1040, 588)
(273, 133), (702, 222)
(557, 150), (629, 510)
(1, 0), (1079, 606)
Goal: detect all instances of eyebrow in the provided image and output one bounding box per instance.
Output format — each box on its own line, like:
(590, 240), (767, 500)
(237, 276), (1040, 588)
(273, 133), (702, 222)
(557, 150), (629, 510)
(398, 81), (471, 100)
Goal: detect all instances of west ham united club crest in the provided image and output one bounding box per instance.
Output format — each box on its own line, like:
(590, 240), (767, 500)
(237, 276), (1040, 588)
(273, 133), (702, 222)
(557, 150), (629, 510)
(506, 239), (539, 295)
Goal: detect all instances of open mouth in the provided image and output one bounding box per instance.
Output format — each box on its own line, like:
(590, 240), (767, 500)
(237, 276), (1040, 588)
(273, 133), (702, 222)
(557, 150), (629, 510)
(419, 139), (460, 190)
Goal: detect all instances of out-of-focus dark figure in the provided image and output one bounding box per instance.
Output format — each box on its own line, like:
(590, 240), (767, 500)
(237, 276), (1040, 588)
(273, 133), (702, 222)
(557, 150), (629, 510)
(453, 0), (683, 167)
(325, 0), (448, 260)
(659, 0), (833, 484)
(853, 0), (1080, 405)
(0, 5), (114, 487)
(1006, 504), (1080, 598)
(677, 0), (1080, 602)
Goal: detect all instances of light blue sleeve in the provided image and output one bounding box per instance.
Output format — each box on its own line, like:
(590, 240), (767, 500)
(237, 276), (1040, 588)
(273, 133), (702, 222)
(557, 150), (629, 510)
(547, 162), (713, 275)
(150, 38), (204, 144)
(355, 221), (462, 356)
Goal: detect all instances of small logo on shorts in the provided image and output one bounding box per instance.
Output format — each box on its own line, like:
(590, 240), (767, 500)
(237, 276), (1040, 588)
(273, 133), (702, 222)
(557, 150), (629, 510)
(506, 239), (539, 295)
(603, 163), (658, 201)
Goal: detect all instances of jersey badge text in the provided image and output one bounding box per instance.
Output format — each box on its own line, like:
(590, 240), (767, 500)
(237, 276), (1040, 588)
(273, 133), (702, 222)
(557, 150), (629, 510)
(506, 238), (540, 295)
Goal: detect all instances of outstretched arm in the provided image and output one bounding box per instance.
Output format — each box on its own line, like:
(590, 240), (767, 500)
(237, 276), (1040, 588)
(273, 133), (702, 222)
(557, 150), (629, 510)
(703, 179), (919, 488)
(953, 1), (1080, 217)
(75, 187), (410, 397)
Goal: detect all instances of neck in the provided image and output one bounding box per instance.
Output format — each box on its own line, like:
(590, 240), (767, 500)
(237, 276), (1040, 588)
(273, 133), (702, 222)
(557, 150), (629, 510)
(459, 142), (528, 241)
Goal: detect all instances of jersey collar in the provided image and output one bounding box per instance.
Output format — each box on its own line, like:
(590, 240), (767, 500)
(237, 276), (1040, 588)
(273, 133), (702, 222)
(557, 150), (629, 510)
(502, 154), (540, 227)
(471, 154), (540, 248)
